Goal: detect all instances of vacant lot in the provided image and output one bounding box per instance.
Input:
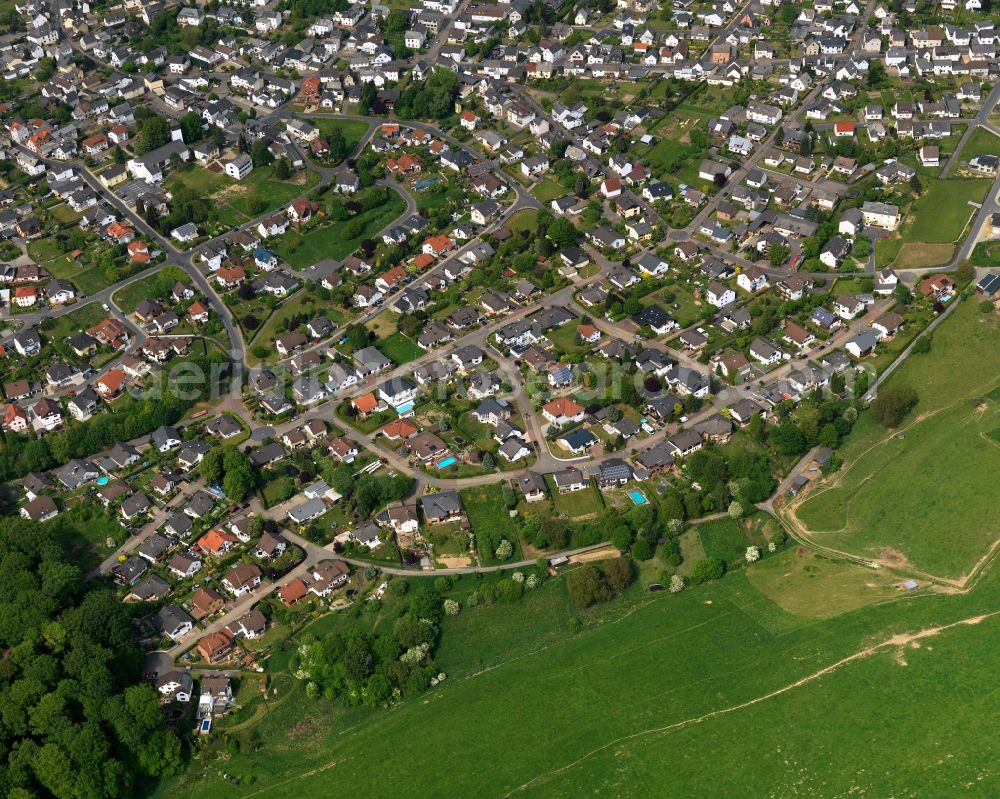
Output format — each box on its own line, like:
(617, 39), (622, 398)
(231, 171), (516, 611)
(794, 395), (1000, 581)
(893, 241), (955, 268)
(42, 302), (108, 345)
(546, 477), (605, 518)
(169, 165), (319, 226)
(461, 484), (522, 564)
(903, 178), (989, 244)
(313, 119), (370, 162)
(272, 189), (406, 268)
(376, 331), (422, 365)
(793, 299), (1000, 581)
(959, 125), (1000, 161)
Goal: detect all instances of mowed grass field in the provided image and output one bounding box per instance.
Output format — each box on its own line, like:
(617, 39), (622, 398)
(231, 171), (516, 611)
(153, 546), (1000, 799)
(959, 125), (1000, 161)
(902, 178), (989, 244)
(793, 299), (1000, 581)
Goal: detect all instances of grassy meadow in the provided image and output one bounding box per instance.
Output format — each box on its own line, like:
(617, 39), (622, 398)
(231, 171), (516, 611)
(792, 298), (1000, 582)
(151, 543), (1000, 799)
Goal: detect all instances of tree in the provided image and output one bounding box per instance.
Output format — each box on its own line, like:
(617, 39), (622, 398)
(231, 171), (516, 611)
(728, 500), (744, 519)
(566, 565), (610, 607)
(199, 446), (225, 486)
(769, 422), (806, 455)
(768, 243), (790, 267)
(909, 172), (923, 195)
(870, 385), (918, 427)
(689, 557), (725, 585)
(133, 115), (170, 155)
(547, 217), (578, 248)
(603, 557), (633, 592)
(179, 111), (204, 144)
(274, 157), (292, 179)
(221, 447), (255, 501)
(632, 537), (651, 560)
(0, 519), (178, 798)
(495, 539), (513, 560)
(745, 546), (761, 563)
(668, 574), (685, 593)
(251, 138), (274, 168)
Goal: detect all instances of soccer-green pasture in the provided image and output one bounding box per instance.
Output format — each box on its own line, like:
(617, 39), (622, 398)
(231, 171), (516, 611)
(154, 542), (1000, 799)
(793, 299), (1000, 581)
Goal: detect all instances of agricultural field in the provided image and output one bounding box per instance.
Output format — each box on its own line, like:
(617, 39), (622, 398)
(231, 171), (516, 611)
(791, 299), (1000, 582)
(153, 545), (1000, 799)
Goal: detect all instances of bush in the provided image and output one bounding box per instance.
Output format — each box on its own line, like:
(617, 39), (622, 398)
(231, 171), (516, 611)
(658, 539), (681, 566)
(565, 564), (610, 607)
(602, 557), (633, 592)
(870, 384), (918, 428)
(689, 557), (725, 585)
(631, 537), (651, 560)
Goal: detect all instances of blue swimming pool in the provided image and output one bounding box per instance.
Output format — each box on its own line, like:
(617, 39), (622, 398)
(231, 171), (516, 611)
(628, 490), (648, 505)
(396, 402), (414, 414)
(437, 457), (457, 469)
(96, 476), (110, 486)
(939, 292), (953, 303)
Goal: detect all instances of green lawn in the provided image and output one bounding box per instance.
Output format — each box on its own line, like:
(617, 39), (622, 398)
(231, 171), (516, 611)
(506, 208), (541, 236)
(874, 236), (903, 268)
(152, 546), (1000, 799)
(546, 320), (584, 354)
(530, 177), (569, 203)
(793, 299), (1000, 581)
(26, 236), (65, 262)
(40, 302), (109, 344)
(247, 289), (344, 362)
(958, 125), (1000, 161)
(376, 331), (423, 365)
(227, 167), (320, 219)
(695, 514), (772, 566)
(313, 119), (370, 162)
(272, 189), (406, 269)
(166, 168), (234, 197)
(111, 266), (189, 313)
(461, 484), (522, 564)
(546, 476), (605, 518)
(902, 178), (990, 244)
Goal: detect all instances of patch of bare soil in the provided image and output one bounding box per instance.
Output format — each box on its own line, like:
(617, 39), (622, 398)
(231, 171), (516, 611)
(877, 547), (909, 567)
(570, 546), (621, 564)
(438, 556), (472, 568)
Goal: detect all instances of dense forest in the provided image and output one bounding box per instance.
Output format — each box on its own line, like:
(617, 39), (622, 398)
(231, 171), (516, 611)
(0, 518), (179, 798)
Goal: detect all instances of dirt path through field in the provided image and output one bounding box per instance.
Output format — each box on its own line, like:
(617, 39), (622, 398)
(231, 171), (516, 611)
(502, 611), (1000, 797)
